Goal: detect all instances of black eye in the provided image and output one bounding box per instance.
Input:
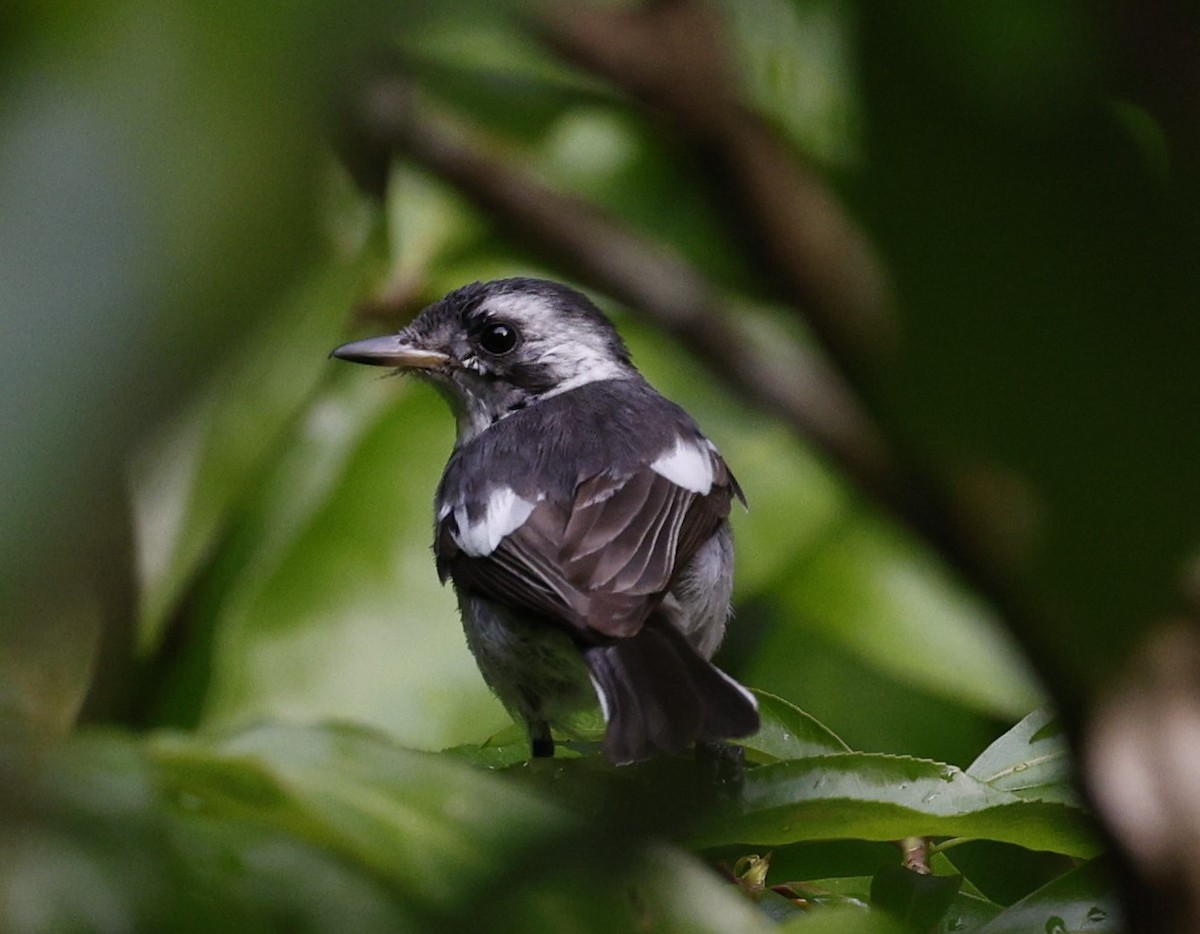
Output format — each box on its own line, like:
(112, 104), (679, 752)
(479, 322), (518, 355)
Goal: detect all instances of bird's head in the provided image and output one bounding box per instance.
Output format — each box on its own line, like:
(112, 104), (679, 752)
(331, 278), (636, 444)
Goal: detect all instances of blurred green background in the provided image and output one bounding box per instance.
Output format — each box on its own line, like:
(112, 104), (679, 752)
(2, 0), (1196, 930)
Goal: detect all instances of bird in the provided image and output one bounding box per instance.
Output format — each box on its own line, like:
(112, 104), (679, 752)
(331, 277), (759, 764)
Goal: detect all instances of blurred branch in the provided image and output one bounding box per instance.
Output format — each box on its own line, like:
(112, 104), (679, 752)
(1085, 617), (1200, 934)
(538, 0), (896, 384)
(343, 75), (896, 499)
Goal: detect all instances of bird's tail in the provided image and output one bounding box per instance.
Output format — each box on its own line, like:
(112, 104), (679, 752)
(583, 617), (760, 765)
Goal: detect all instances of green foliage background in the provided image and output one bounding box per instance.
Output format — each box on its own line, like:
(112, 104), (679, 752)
(4, 0), (1196, 930)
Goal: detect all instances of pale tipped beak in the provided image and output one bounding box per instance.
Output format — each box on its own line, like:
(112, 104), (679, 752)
(329, 334), (450, 369)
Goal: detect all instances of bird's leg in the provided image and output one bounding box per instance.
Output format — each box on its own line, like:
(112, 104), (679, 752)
(529, 719), (555, 759)
(694, 740), (745, 798)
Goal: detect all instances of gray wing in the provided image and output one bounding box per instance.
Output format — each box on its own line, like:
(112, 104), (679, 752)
(436, 437), (742, 642)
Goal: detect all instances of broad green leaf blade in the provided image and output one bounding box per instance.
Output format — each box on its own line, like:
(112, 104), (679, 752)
(936, 893), (1004, 934)
(976, 859), (1120, 933)
(778, 908), (906, 933)
(150, 723), (576, 910)
(168, 812), (418, 933)
(613, 845), (778, 934)
(870, 865), (960, 932)
(780, 876), (871, 911)
(741, 691), (851, 763)
(17, 725), (783, 932)
(791, 874), (1000, 933)
(695, 753), (1100, 858)
(635, 845), (778, 934)
(3, 729), (414, 933)
(442, 721), (532, 768)
(450, 690), (847, 779)
(479, 840), (778, 933)
(928, 851), (992, 902)
(155, 724), (775, 931)
(966, 708), (1077, 805)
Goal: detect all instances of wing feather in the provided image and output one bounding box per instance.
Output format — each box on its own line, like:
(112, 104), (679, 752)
(436, 437), (737, 641)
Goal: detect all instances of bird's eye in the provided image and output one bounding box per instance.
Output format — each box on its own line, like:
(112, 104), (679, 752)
(479, 322), (518, 355)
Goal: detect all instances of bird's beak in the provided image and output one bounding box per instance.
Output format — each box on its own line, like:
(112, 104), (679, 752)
(329, 334), (450, 370)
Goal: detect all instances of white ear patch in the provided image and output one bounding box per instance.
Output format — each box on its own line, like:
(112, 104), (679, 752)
(650, 436), (715, 494)
(452, 486), (537, 557)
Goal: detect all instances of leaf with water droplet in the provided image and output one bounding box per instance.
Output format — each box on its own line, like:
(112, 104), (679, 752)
(974, 859), (1120, 933)
(967, 707), (1076, 805)
(737, 691), (850, 763)
(692, 752), (1100, 857)
(871, 864), (961, 931)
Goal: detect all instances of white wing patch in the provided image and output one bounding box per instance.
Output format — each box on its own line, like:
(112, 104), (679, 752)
(650, 436), (715, 494)
(452, 486), (537, 557)
(715, 666), (759, 711)
(589, 673), (611, 723)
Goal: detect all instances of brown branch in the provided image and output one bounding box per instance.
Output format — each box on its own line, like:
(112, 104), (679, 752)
(538, 0), (896, 383)
(1085, 618), (1200, 934)
(349, 77), (894, 498)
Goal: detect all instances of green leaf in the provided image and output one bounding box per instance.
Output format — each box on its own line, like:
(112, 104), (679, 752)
(4, 729), (416, 932)
(781, 875), (871, 911)
(870, 865), (961, 932)
(694, 753), (1100, 858)
(150, 723), (576, 910)
(935, 893), (1004, 934)
(788, 872), (988, 930)
(442, 721), (532, 768)
(966, 708), (1077, 805)
(442, 721), (600, 768)
(976, 859), (1120, 933)
(620, 844), (779, 934)
(13, 725), (781, 932)
(741, 691), (851, 763)
(778, 907), (907, 933)
(483, 709), (838, 836)
(926, 851), (980, 898)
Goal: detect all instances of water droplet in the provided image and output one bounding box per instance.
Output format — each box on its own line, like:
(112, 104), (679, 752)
(946, 917), (965, 931)
(921, 791), (941, 804)
(1012, 762), (1029, 772)
(939, 767), (956, 782)
(1044, 916), (1067, 934)
(1086, 906), (1108, 922)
